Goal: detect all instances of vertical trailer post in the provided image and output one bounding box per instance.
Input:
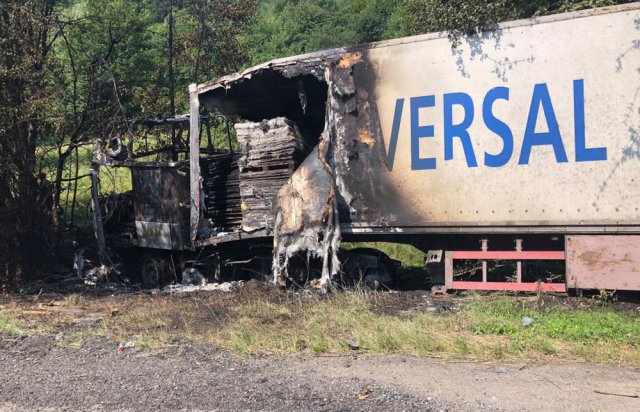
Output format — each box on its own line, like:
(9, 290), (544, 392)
(189, 84), (201, 243)
(515, 239), (523, 283)
(481, 239), (488, 283)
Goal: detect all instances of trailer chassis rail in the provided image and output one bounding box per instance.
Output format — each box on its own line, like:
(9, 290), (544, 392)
(444, 239), (566, 292)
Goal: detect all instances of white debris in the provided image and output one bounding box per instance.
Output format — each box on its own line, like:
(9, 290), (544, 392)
(181, 268), (205, 286)
(117, 340), (136, 351)
(73, 248), (85, 278)
(83, 264), (109, 285)
(162, 280), (241, 294)
(363, 271), (392, 290)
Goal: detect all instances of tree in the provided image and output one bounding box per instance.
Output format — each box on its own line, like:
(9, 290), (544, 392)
(0, 0), (59, 285)
(241, 0), (356, 65)
(47, 0), (158, 229)
(346, 0), (398, 44)
(386, 0), (631, 42)
(180, 0), (258, 83)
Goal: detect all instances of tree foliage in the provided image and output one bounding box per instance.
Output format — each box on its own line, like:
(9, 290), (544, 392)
(386, 0), (628, 43)
(241, 0), (631, 64)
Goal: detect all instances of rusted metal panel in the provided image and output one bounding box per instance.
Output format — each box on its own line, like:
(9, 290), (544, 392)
(135, 221), (172, 250)
(131, 168), (163, 222)
(566, 235), (640, 291)
(131, 166), (189, 250)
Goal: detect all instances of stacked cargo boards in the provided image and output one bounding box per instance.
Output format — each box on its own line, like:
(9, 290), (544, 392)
(201, 152), (243, 230)
(236, 118), (308, 232)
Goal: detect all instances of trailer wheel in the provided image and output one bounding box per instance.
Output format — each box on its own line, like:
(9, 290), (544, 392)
(140, 253), (173, 289)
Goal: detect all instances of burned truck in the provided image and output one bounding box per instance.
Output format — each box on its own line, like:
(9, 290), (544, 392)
(94, 3), (640, 292)
(94, 114), (396, 287)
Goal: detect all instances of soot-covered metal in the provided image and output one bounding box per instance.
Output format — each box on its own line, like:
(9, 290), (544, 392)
(194, 50), (383, 286)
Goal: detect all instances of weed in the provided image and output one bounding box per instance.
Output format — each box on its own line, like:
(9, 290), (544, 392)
(64, 293), (86, 306)
(593, 289), (617, 306)
(311, 334), (329, 354)
(56, 330), (86, 347)
(0, 313), (24, 336)
(454, 338), (469, 355)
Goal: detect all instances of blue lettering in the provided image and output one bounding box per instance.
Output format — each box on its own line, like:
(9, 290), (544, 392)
(388, 79), (603, 172)
(574, 79), (606, 162)
(444, 92), (478, 167)
(482, 87), (513, 167)
(519, 83), (568, 165)
(410, 95), (436, 170)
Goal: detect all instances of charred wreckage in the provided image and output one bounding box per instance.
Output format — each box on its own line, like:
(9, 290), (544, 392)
(91, 59), (400, 289)
(91, 4), (640, 293)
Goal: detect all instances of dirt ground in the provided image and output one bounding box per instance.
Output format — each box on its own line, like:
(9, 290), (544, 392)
(0, 334), (639, 411)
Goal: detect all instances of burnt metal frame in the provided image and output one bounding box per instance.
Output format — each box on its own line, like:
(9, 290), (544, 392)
(444, 241), (567, 292)
(105, 115), (230, 163)
(93, 112), (233, 256)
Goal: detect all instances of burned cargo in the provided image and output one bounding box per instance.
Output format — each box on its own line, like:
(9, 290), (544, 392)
(236, 118), (309, 232)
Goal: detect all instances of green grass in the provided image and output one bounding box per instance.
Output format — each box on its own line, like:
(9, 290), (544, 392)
(211, 293), (640, 364)
(341, 242), (426, 267)
(0, 313), (25, 336)
(468, 297), (640, 343)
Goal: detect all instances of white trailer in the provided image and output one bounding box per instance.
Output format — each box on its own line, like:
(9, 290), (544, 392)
(184, 3), (640, 291)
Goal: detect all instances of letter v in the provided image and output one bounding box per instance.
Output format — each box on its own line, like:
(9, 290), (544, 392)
(370, 98), (404, 171)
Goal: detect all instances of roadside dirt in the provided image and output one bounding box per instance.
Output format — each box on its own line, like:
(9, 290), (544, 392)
(0, 334), (639, 411)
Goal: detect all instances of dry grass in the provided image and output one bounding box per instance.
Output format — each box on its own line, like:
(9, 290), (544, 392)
(1, 286), (639, 365)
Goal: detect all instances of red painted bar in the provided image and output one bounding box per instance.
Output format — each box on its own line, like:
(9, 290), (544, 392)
(452, 281), (566, 292)
(450, 251), (565, 260)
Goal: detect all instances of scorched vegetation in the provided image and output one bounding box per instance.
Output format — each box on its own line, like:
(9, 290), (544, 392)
(1, 285), (638, 365)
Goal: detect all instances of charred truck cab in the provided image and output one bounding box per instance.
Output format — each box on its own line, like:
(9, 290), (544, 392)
(94, 3), (640, 292)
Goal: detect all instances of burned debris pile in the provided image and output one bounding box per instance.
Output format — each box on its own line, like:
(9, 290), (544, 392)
(99, 191), (135, 245)
(202, 153), (242, 229)
(236, 118), (308, 232)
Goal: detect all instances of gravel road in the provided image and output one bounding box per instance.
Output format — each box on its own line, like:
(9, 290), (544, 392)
(1, 335), (639, 411)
